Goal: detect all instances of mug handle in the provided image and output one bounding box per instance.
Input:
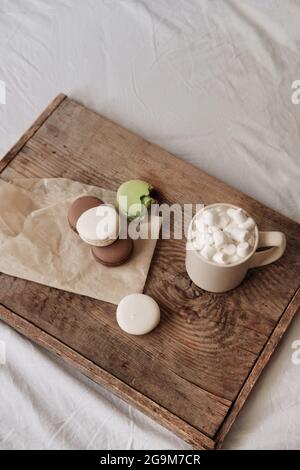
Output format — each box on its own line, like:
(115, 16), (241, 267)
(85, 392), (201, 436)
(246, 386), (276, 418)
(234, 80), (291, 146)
(250, 231), (286, 268)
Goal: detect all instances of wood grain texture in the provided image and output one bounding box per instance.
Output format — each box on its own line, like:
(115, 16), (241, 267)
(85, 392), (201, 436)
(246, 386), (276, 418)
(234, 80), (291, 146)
(0, 275), (230, 437)
(215, 287), (300, 448)
(0, 304), (214, 450)
(0, 95), (300, 448)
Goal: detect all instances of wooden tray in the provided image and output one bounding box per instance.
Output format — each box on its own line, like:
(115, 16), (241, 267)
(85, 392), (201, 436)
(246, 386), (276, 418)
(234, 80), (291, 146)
(1, 94), (300, 449)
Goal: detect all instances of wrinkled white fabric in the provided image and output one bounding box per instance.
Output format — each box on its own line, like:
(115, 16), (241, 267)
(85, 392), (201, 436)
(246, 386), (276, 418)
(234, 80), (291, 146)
(0, 0), (300, 450)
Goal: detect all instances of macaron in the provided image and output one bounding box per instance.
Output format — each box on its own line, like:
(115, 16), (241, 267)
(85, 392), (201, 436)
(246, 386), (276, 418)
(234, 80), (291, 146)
(91, 237), (133, 267)
(76, 204), (119, 246)
(68, 196), (103, 232)
(116, 293), (160, 335)
(116, 180), (156, 221)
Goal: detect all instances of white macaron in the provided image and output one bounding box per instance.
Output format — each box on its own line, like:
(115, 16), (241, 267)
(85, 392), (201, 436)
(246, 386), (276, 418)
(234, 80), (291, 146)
(76, 204), (119, 246)
(116, 293), (160, 335)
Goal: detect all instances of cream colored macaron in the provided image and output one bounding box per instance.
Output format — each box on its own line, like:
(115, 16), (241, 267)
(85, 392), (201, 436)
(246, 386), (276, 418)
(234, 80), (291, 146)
(76, 204), (119, 247)
(116, 293), (160, 335)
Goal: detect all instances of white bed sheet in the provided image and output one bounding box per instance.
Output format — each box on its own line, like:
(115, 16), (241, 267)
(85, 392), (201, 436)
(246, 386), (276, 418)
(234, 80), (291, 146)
(0, 0), (300, 450)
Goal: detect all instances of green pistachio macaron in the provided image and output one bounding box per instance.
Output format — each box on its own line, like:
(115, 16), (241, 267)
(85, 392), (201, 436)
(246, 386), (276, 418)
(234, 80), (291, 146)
(116, 180), (156, 221)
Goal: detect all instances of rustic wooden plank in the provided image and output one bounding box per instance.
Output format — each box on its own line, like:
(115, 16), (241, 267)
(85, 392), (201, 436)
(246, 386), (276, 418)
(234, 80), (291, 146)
(0, 304), (215, 450)
(0, 95), (300, 448)
(0, 274), (230, 437)
(2, 98), (299, 401)
(0, 94), (67, 174)
(215, 287), (300, 448)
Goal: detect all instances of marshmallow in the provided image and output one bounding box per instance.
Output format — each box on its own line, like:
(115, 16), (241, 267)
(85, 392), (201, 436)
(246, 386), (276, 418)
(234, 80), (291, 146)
(213, 251), (229, 265)
(227, 208), (247, 224)
(229, 254), (240, 264)
(218, 214), (230, 229)
(204, 233), (214, 246)
(201, 245), (216, 260)
(195, 216), (206, 233)
(239, 217), (256, 231)
(208, 225), (220, 234)
(203, 209), (219, 226)
(194, 204), (257, 266)
(213, 230), (228, 248)
(222, 243), (236, 256)
(227, 208), (237, 220)
(237, 242), (250, 258)
(228, 227), (249, 243)
(224, 222), (236, 234)
(193, 232), (205, 250)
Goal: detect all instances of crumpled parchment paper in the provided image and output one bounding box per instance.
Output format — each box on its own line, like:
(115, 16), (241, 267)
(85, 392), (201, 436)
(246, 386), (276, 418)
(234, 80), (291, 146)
(0, 178), (161, 304)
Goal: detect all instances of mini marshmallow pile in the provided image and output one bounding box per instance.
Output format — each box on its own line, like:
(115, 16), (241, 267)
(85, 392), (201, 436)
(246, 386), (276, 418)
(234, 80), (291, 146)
(192, 205), (256, 265)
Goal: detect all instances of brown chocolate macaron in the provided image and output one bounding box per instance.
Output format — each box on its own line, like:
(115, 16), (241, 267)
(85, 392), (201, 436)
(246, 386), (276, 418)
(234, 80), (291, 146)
(68, 196), (103, 232)
(91, 238), (133, 267)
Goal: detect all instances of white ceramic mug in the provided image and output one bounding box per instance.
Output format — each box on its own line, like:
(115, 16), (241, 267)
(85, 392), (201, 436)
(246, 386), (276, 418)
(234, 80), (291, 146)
(185, 203), (286, 293)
